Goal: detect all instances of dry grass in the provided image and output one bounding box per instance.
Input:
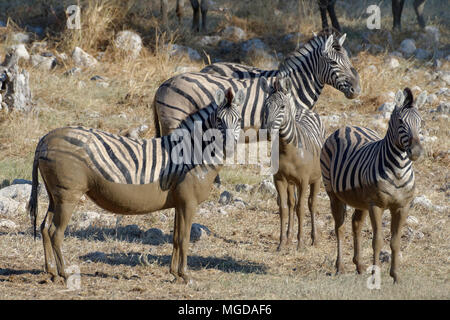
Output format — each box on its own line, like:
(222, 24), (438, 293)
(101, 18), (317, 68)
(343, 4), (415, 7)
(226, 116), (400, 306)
(0, 0), (449, 299)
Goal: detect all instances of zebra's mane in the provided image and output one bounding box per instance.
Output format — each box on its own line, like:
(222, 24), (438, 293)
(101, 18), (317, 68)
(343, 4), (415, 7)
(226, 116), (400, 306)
(279, 28), (342, 76)
(175, 102), (217, 132)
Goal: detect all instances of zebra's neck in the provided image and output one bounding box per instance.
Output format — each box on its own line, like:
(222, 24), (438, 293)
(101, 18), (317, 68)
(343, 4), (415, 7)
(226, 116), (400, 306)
(376, 122), (413, 184)
(280, 37), (326, 110)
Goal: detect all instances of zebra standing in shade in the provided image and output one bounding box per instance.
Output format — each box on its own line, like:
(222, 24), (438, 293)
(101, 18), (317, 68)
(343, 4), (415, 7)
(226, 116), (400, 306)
(261, 76), (325, 250)
(154, 30), (360, 137)
(28, 88), (244, 284)
(320, 88), (426, 283)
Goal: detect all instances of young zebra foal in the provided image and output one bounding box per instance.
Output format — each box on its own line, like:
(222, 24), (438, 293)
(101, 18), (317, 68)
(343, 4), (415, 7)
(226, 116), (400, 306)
(28, 88), (244, 284)
(261, 76), (325, 251)
(320, 88), (426, 283)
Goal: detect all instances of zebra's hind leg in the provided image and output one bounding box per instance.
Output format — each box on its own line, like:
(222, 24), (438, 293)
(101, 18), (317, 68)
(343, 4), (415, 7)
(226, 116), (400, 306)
(326, 2), (341, 32)
(170, 208), (182, 283)
(329, 192), (346, 274)
(49, 193), (81, 282)
(41, 187), (57, 279)
(389, 207), (407, 284)
(176, 201), (196, 284)
(413, 0), (426, 29)
(352, 209), (368, 274)
(319, 5), (329, 30)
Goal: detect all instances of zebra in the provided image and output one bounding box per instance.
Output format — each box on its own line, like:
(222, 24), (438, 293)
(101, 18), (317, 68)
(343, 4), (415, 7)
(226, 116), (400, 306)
(27, 87), (244, 284)
(318, 0), (341, 32)
(315, 0), (427, 32)
(320, 87), (426, 283)
(261, 76), (325, 250)
(160, 0), (208, 32)
(154, 29), (360, 137)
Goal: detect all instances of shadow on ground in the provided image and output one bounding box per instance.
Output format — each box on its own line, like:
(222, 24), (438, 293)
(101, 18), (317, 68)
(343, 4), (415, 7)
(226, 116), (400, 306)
(79, 251), (267, 275)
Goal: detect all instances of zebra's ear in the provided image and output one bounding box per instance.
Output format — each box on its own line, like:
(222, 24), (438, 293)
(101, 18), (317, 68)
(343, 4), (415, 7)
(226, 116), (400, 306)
(279, 77), (292, 95)
(402, 87), (413, 107)
(233, 89), (245, 106)
(415, 91), (427, 109)
(394, 89), (405, 108)
(214, 89), (225, 107)
(261, 77), (271, 94)
(323, 34), (334, 54)
(338, 33), (347, 47)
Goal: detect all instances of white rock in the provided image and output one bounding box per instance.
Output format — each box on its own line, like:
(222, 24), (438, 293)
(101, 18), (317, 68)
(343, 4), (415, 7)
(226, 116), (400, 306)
(166, 44), (202, 62)
(0, 184), (32, 201)
(190, 223), (211, 242)
(385, 56), (400, 69)
(10, 32), (31, 44)
(257, 179), (277, 195)
(406, 215), (419, 225)
(0, 196), (22, 216)
(114, 30), (142, 59)
(198, 35), (221, 46)
(77, 211), (117, 229)
(321, 114), (341, 126)
(426, 93), (437, 104)
(399, 39), (416, 56)
(424, 26), (440, 43)
(222, 26), (246, 41)
(378, 102), (395, 113)
(0, 219), (17, 230)
(31, 54), (57, 71)
(72, 47), (98, 68)
(9, 44), (30, 61)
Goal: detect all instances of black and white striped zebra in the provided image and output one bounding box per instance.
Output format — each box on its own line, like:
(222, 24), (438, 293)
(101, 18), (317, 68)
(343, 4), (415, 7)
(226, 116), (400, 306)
(261, 76), (325, 250)
(320, 87), (426, 283)
(154, 30), (360, 137)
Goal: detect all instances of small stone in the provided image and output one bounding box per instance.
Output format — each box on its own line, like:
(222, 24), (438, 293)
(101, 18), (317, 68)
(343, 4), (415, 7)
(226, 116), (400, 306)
(257, 179), (277, 195)
(235, 184), (250, 193)
(0, 219), (17, 230)
(414, 48), (431, 60)
(379, 250), (390, 263)
(198, 35), (221, 46)
(10, 32), (31, 44)
(406, 215), (419, 225)
(190, 223), (211, 242)
(385, 56), (400, 69)
(31, 54), (57, 71)
(222, 26), (246, 41)
(72, 47), (98, 68)
(64, 67), (81, 76)
(399, 39), (416, 57)
(219, 191), (233, 205)
(114, 30), (142, 59)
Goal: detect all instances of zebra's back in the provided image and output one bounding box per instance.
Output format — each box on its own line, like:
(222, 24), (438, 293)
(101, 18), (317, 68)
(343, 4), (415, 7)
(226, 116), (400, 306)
(37, 126), (174, 186)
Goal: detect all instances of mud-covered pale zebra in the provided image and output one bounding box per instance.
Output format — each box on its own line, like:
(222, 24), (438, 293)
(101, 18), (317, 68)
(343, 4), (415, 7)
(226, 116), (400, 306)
(261, 76), (325, 250)
(154, 30), (360, 137)
(28, 87), (244, 284)
(320, 87), (426, 283)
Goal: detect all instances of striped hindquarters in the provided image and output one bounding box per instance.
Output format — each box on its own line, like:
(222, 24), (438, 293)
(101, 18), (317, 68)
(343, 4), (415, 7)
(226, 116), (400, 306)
(155, 72), (269, 133)
(320, 126), (380, 193)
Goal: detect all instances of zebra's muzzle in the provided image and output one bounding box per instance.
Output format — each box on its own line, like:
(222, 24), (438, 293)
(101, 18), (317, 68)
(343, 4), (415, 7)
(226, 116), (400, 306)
(406, 138), (423, 161)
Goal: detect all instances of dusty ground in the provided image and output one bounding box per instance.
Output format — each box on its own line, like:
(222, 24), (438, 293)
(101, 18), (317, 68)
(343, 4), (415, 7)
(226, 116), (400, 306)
(0, 0), (449, 299)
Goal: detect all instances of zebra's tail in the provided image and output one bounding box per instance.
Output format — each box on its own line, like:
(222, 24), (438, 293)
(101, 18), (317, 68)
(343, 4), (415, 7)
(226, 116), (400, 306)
(27, 151), (40, 240)
(152, 98), (161, 137)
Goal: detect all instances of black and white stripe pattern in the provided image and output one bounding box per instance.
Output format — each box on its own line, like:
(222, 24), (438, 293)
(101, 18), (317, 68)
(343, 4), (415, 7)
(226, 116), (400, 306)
(155, 30), (359, 136)
(261, 77), (325, 156)
(320, 88), (424, 194)
(42, 89), (242, 189)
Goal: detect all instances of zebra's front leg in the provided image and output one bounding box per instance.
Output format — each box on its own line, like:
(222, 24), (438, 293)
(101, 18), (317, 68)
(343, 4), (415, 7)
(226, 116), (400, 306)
(200, 0), (208, 32)
(296, 182), (307, 251)
(389, 207), (407, 283)
(274, 177), (289, 251)
(308, 181), (320, 246)
(368, 204), (383, 277)
(352, 209), (368, 274)
(286, 184), (296, 245)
